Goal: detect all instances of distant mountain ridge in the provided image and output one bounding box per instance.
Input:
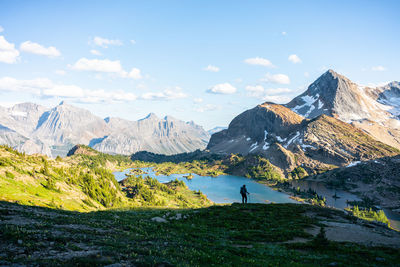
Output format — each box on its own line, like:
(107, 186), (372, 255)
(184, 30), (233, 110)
(0, 102), (210, 157)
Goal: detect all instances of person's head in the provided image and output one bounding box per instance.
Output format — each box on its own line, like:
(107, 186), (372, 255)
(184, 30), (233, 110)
(243, 184), (246, 187)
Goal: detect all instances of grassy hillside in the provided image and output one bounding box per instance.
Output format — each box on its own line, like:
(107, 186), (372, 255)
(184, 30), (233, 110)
(0, 145), (212, 212)
(0, 201), (399, 266)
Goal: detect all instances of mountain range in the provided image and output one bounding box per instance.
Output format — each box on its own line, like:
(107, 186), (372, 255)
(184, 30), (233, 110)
(0, 101), (210, 157)
(208, 70), (400, 177)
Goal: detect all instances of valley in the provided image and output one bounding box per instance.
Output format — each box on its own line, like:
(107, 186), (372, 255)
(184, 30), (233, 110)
(1, 70), (400, 265)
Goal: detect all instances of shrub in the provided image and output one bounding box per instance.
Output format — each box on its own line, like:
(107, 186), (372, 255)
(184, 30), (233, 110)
(5, 171), (15, 179)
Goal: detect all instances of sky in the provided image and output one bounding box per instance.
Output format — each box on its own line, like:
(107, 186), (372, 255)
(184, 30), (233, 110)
(0, 0), (399, 130)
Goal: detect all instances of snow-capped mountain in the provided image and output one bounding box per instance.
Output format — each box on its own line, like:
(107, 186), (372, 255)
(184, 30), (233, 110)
(0, 102), (210, 157)
(207, 70), (400, 176)
(285, 70), (400, 149)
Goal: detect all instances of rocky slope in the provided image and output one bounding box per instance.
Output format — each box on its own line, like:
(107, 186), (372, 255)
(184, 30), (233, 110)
(93, 113), (210, 155)
(285, 70), (400, 149)
(0, 102), (209, 157)
(305, 155), (400, 210)
(207, 103), (399, 176)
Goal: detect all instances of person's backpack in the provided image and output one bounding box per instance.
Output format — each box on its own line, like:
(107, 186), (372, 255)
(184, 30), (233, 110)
(240, 186), (245, 194)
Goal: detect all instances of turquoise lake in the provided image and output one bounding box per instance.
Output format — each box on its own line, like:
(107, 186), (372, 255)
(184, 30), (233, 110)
(113, 167), (400, 230)
(113, 167), (296, 204)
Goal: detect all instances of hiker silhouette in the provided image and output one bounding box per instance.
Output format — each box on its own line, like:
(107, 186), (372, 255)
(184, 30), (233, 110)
(240, 184), (250, 203)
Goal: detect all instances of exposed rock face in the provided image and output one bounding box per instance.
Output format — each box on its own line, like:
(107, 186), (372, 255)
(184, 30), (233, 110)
(32, 102), (109, 156)
(0, 104), (52, 156)
(207, 103), (304, 156)
(285, 70), (400, 149)
(0, 102), (209, 157)
(207, 103), (399, 176)
(92, 114), (210, 155)
(0, 124), (28, 148)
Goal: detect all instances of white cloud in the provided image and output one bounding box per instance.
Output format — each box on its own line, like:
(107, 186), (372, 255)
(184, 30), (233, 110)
(71, 58), (142, 80)
(91, 36), (123, 48)
(141, 87), (187, 100)
(0, 101), (20, 108)
(125, 68), (142, 80)
(203, 65), (220, 72)
(244, 57), (274, 67)
(130, 40), (136, 45)
(90, 49), (102, 56)
(245, 85), (264, 97)
(71, 58), (123, 73)
(54, 70), (66, 75)
(245, 85), (264, 93)
(371, 66), (386, 72)
(262, 73), (290, 84)
(288, 54), (302, 64)
(43, 84), (85, 98)
(281, 31), (287, 36)
(194, 104), (220, 112)
(207, 83), (237, 94)
(304, 72), (310, 77)
(193, 98), (203, 103)
(0, 77), (51, 94)
(265, 87), (292, 94)
(20, 41), (61, 57)
(0, 36), (19, 64)
(262, 95), (293, 103)
(0, 26), (4, 33)
(245, 84), (294, 103)
(83, 89), (137, 103)
(0, 76), (137, 103)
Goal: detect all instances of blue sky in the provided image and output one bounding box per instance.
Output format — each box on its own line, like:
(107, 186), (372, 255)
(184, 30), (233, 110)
(0, 0), (399, 129)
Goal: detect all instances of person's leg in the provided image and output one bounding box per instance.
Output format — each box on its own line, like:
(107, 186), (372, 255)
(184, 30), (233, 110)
(244, 194), (247, 203)
(241, 194), (244, 203)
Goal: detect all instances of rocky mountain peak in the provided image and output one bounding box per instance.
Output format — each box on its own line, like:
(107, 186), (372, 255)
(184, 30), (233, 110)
(285, 70), (363, 120)
(384, 81), (400, 89)
(163, 115), (176, 121)
(207, 102), (304, 154)
(141, 112), (158, 121)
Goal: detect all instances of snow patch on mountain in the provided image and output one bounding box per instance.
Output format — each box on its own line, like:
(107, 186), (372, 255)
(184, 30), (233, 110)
(284, 131), (300, 148)
(292, 94), (319, 113)
(249, 142), (258, 152)
(347, 161), (361, 167)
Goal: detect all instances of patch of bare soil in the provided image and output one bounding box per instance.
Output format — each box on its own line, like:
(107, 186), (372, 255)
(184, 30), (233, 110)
(301, 210), (400, 248)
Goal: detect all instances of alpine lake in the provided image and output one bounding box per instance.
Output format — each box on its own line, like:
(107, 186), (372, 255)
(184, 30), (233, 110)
(114, 167), (400, 231)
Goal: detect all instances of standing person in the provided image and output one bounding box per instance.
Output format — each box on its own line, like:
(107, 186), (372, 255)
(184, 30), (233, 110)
(240, 184), (250, 204)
